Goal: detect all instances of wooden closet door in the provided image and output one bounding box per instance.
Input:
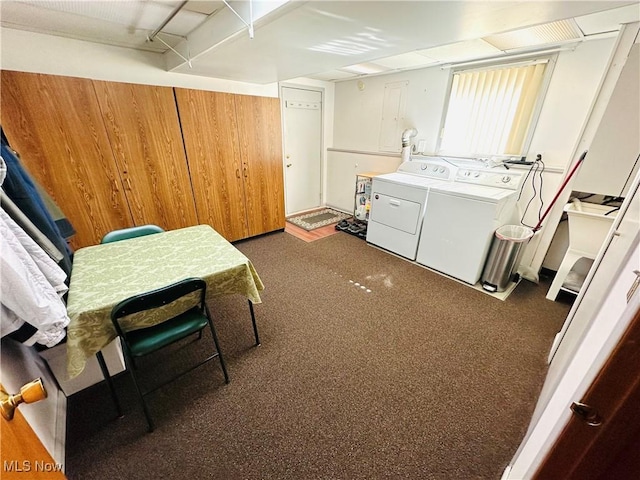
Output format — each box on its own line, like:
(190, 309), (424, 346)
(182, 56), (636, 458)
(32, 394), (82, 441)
(0, 71), (131, 248)
(235, 95), (286, 237)
(174, 88), (248, 241)
(1, 395), (67, 480)
(92, 81), (198, 230)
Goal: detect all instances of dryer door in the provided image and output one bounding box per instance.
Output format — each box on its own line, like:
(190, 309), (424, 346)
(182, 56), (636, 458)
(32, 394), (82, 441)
(370, 193), (422, 234)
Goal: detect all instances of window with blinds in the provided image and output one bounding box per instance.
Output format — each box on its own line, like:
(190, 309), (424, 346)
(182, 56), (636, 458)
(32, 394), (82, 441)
(439, 60), (549, 157)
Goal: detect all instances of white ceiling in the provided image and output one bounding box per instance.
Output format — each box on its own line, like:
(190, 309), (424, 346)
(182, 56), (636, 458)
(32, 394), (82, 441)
(1, 1), (639, 84)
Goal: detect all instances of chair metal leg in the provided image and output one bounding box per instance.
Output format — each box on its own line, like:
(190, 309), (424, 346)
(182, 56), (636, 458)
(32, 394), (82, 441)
(123, 352), (156, 433)
(248, 300), (260, 346)
(96, 351), (123, 418)
(205, 306), (229, 384)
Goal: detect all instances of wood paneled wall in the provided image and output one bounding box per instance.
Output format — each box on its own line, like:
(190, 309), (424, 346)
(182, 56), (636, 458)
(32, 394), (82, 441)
(235, 95), (286, 237)
(1, 71), (130, 248)
(1, 71), (285, 248)
(92, 81), (198, 229)
(175, 89), (285, 242)
(174, 89), (248, 241)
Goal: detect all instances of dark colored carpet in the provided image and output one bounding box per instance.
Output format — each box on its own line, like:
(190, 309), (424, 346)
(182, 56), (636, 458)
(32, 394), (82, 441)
(65, 232), (570, 480)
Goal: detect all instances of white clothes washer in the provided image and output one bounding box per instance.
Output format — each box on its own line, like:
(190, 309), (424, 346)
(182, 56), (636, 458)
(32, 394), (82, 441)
(366, 158), (457, 260)
(416, 168), (523, 284)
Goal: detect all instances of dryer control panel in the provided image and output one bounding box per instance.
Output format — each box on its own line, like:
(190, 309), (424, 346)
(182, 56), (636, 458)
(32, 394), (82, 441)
(454, 169), (522, 190)
(397, 159), (457, 180)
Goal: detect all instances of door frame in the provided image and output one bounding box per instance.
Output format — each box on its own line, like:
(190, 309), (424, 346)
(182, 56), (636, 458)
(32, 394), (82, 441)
(278, 82), (325, 215)
(504, 168), (640, 479)
(533, 294), (640, 478)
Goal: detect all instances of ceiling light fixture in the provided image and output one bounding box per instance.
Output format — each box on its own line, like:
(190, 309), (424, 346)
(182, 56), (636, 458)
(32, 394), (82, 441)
(340, 63), (390, 75)
(483, 19), (583, 51)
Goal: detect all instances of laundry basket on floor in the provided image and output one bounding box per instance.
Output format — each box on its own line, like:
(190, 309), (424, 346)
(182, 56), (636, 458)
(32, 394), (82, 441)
(481, 225), (534, 292)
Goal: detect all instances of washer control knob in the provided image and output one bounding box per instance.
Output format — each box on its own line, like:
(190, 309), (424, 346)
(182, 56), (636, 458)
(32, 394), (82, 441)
(502, 176), (511, 183)
(463, 171), (471, 177)
(473, 172), (480, 178)
(420, 163), (428, 170)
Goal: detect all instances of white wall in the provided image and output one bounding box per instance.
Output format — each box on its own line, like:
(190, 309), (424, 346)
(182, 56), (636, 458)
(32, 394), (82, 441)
(520, 36), (618, 273)
(333, 67), (450, 153)
(326, 150), (402, 212)
(0, 28), (279, 96)
(330, 36), (617, 272)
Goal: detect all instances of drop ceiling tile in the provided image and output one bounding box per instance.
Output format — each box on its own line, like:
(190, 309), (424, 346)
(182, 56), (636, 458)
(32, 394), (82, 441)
(373, 51), (440, 69)
(574, 4), (640, 35)
(416, 38), (502, 62)
(2, 1), (207, 38)
(184, 1), (224, 16)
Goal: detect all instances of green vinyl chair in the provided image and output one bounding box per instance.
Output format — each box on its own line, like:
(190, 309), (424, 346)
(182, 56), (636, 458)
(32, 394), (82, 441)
(101, 224), (164, 244)
(110, 277), (229, 432)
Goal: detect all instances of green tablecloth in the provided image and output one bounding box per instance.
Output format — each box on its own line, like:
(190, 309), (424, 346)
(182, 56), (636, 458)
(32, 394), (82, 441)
(65, 225), (264, 378)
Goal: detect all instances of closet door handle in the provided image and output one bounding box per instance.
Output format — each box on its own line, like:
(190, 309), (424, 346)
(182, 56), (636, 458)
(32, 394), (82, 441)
(125, 178), (132, 191)
(113, 179), (119, 192)
(236, 169), (241, 179)
(243, 167), (248, 178)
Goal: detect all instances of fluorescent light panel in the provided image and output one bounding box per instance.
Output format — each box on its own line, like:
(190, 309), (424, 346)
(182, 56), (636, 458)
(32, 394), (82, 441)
(373, 51), (439, 69)
(307, 70), (358, 81)
(339, 62), (390, 75)
(484, 19), (583, 51)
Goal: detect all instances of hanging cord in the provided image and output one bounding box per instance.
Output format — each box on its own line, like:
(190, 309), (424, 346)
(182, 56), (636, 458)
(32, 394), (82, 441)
(536, 155), (545, 220)
(602, 195), (624, 205)
(516, 158), (536, 202)
(600, 195), (623, 216)
(532, 150), (588, 232)
(605, 206), (621, 216)
(519, 154), (544, 228)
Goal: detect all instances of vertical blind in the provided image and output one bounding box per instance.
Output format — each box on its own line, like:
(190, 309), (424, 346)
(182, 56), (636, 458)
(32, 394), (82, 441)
(440, 61), (548, 156)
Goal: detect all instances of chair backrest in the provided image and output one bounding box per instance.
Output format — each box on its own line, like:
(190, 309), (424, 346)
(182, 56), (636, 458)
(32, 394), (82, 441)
(101, 225), (164, 244)
(110, 278), (207, 337)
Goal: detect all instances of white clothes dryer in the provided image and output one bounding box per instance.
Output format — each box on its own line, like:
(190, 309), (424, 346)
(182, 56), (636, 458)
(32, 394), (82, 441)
(366, 158), (457, 260)
(416, 168), (523, 284)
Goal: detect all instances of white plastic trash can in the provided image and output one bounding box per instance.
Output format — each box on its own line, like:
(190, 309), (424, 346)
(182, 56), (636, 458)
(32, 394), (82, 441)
(481, 225), (534, 292)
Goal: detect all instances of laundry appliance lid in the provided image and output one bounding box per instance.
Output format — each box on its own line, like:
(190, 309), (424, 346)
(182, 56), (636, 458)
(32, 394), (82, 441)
(429, 182), (518, 201)
(373, 172), (448, 189)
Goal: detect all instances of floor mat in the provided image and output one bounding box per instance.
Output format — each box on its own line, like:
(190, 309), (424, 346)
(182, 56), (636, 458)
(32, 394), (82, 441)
(286, 208), (351, 231)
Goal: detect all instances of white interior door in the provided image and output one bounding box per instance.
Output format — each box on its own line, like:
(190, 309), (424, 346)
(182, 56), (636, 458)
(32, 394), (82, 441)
(281, 86), (322, 215)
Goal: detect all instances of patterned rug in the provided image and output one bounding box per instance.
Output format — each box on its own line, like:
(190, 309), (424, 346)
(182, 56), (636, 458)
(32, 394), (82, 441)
(286, 208), (351, 231)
